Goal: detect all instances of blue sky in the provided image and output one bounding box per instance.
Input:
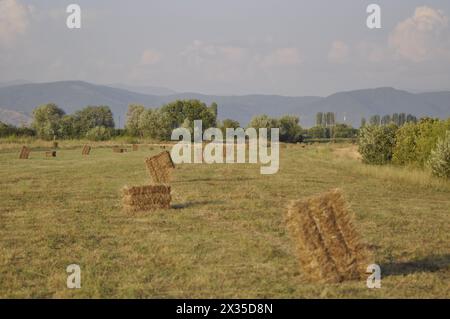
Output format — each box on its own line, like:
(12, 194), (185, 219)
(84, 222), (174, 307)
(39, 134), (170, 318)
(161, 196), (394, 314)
(1, 0), (450, 95)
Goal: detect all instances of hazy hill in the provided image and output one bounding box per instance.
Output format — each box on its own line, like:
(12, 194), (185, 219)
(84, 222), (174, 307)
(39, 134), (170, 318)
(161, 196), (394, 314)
(108, 83), (177, 96)
(0, 108), (31, 127)
(0, 81), (448, 127)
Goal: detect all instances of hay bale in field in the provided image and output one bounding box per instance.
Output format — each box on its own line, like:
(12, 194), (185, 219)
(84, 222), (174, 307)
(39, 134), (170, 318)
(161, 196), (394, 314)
(286, 189), (369, 283)
(132, 144), (139, 151)
(121, 184), (171, 212)
(145, 151), (175, 184)
(45, 151), (56, 157)
(113, 146), (126, 153)
(82, 145), (91, 155)
(19, 146), (30, 159)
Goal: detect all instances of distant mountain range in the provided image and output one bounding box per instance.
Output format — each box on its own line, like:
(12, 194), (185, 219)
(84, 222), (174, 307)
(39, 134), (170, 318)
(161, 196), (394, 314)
(0, 80), (448, 127)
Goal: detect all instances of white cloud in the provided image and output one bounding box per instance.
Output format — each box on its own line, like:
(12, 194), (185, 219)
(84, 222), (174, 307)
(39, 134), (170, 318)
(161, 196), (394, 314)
(140, 49), (162, 65)
(259, 48), (302, 68)
(181, 40), (247, 66)
(0, 0), (30, 46)
(389, 6), (450, 62)
(328, 41), (349, 64)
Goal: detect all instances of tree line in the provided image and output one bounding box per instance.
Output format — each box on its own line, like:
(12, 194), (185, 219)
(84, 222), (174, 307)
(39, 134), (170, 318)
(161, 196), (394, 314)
(361, 113), (418, 127)
(0, 100), (424, 144)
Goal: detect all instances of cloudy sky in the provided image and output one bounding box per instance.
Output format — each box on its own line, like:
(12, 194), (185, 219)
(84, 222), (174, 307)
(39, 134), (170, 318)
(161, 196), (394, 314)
(1, 0), (450, 96)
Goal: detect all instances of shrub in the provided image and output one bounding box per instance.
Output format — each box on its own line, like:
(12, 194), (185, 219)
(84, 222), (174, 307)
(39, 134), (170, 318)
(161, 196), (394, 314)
(427, 131), (450, 178)
(415, 118), (450, 167)
(85, 126), (112, 141)
(392, 122), (420, 166)
(393, 118), (450, 167)
(358, 124), (397, 165)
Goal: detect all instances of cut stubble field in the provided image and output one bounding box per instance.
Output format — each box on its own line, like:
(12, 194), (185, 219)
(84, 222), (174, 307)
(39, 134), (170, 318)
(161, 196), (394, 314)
(0, 143), (449, 298)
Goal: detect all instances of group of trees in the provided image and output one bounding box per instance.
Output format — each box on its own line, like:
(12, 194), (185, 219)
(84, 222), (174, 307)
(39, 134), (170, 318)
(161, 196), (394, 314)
(125, 103), (305, 143)
(0, 121), (35, 138)
(307, 112), (357, 139)
(358, 118), (450, 178)
(361, 113), (418, 127)
(125, 100), (218, 140)
(315, 112), (336, 127)
(32, 103), (115, 140)
(247, 114), (303, 143)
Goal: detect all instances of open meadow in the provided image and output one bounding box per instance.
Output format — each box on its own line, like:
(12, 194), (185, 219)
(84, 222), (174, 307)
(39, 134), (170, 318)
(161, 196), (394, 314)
(0, 142), (449, 298)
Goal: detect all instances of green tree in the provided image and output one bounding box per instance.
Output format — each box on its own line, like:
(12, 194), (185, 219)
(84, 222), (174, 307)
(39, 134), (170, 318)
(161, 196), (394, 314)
(161, 99), (217, 130)
(427, 131), (450, 178)
(125, 104), (145, 137)
(316, 112), (323, 127)
(278, 115), (303, 143)
(72, 105), (115, 137)
(399, 113), (406, 126)
(308, 126), (329, 139)
(248, 114), (278, 129)
(392, 122), (420, 166)
(58, 115), (75, 138)
(32, 103), (65, 140)
(369, 115), (381, 126)
(392, 113), (400, 126)
(381, 115), (391, 126)
(361, 117), (367, 128)
(415, 118), (450, 166)
(85, 126), (112, 141)
(358, 124), (397, 165)
(220, 118), (240, 135)
(406, 114), (417, 123)
(209, 102), (218, 119)
(333, 124), (358, 138)
(139, 108), (173, 140)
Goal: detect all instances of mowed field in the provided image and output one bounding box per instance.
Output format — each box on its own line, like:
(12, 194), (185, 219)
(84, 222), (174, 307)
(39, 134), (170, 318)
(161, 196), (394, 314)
(0, 142), (449, 298)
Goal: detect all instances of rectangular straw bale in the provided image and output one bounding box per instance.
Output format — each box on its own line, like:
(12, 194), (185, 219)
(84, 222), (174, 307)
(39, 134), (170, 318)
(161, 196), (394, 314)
(286, 189), (370, 283)
(145, 151), (175, 184)
(113, 146), (125, 153)
(82, 145), (91, 155)
(132, 144), (139, 151)
(19, 146), (30, 159)
(121, 184), (171, 212)
(45, 151), (56, 157)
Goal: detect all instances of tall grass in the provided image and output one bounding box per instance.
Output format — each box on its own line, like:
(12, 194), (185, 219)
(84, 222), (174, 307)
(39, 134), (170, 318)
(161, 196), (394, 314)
(328, 144), (450, 192)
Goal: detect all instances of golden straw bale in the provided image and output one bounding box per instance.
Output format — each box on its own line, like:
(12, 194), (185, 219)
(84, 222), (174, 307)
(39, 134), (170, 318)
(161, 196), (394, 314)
(145, 151), (175, 184)
(19, 146), (30, 159)
(82, 145), (91, 155)
(121, 184), (171, 212)
(286, 189), (370, 283)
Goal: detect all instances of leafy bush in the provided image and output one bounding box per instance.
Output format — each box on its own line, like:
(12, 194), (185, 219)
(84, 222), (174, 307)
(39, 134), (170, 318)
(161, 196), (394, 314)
(427, 131), (450, 178)
(414, 118), (450, 167)
(85, 126), (112, 141)
(392, 122), (420, 166)
(393, 118), (450, 167)
(358, 124), (397, 165)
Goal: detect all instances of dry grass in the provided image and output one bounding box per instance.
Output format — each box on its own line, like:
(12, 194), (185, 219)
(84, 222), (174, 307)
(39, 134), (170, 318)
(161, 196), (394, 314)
(0, 141), (448, 298)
